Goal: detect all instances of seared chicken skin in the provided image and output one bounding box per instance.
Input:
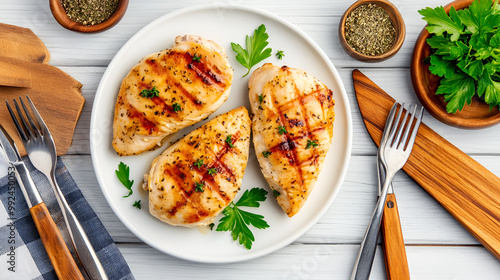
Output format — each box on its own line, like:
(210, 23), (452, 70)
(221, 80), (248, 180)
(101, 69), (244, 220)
(143, 107), (251, 227)
(113, 35), (233, 156)
(249, 63), (335, 217)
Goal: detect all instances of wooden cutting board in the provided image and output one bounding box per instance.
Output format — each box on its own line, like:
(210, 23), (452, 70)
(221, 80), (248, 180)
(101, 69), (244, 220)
(352, 69), (500, 260)
(0, 23), (84, 156)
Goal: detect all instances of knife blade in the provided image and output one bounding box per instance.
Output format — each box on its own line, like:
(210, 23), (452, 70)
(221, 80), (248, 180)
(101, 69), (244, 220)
(353, 69), (500, 260)
(0, 125), (85, 280)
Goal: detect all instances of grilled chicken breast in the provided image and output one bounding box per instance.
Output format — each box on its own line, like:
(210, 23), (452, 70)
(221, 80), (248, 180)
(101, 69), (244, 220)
(143, 107), (251, 227)
(113, 35), (233, 156)
(249, 63), (335, 217)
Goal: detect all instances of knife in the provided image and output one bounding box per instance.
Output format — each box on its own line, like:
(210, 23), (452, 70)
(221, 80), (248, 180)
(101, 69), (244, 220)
(0, 125), (85, 280)
(377, 156), (410, 280)
(353, 69), (500, 260)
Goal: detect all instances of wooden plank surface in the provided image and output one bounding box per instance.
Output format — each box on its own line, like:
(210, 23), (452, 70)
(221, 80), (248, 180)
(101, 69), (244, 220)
(1, 0), (500, 279)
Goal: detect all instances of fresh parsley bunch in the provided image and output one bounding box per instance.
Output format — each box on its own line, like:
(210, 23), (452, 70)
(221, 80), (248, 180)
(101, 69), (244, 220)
(419, 0), (500, 113)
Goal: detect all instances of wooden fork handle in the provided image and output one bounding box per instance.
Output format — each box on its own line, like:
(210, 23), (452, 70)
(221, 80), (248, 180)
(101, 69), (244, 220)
(30, 202), (85, 280)
(381, 193), (410, 280)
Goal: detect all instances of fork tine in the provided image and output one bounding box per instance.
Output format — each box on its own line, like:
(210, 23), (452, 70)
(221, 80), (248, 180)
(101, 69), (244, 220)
(405, 106), (424, 150)
(19, 96), (42, 138)
(14, 99), (38, 141)
(386, 102), (404, 148)
(5, 100), (29, 143)
(25, 95), (51, 136)
(392, 105), (410, 148)
(398, 104), (418, 150)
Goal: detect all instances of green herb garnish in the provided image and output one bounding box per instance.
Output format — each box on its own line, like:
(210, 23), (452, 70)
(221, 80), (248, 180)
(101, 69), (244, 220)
(209, 223), (215, 230)
(195, 182), (205, 192)
(419, 0), (500, 113)
(172, 103), (182, 113)
(225, 135), (234, 148)
(208, 168), (217, 176)
(277, 126), (287, 135)
(273, 190), (280, 197)
(193, 53), (201, 62)
(231, 24), (273, 77)
(216, 188), (269, 249)
(133, 200), (141, 209)
(306, 139), (319, 149)
(115, 162), (134, 198)
(194, 159), (204, 169)
(258, 94), (264, 104)
(140, 86), (160, 98)
(262, 151), (271, 158)
(276, 50), (285, 59)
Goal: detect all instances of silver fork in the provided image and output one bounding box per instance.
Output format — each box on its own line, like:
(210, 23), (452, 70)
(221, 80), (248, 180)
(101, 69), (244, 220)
(7, 96), (108, 280)
(351, 102), (423, 280)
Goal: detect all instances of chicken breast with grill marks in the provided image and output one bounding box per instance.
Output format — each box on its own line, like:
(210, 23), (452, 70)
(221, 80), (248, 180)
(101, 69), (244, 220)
(143, 107), (251, 227)
(113, 35), (233, 156)
(249, 63), (335, 217)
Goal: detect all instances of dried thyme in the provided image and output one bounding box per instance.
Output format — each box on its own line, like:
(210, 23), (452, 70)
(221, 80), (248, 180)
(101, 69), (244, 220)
(344, 4), (396, 56)
(61, 0), (119, 26)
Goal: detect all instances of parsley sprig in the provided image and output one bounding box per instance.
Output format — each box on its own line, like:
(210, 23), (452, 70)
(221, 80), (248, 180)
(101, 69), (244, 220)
(115, 162), (134, 198)
(140, 86), (159, 98)
(216, 188), (269, 249)
(419, 0), (500, 113)
(231, 24), (273, 77)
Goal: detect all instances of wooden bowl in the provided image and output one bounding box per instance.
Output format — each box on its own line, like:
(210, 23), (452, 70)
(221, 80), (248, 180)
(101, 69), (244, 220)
(411, 0), (500, 129)
(49, 0), (128, 33)
(339, 0), (406, 62)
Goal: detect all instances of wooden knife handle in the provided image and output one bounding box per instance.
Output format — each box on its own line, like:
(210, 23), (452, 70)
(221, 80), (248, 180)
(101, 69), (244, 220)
(30, 203), (85, 280)
(382, 194), (410, 280)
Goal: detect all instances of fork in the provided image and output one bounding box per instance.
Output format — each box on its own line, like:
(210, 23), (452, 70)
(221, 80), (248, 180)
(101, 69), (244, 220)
(351, 102), (423, 280)
(7, 96), (108, 280)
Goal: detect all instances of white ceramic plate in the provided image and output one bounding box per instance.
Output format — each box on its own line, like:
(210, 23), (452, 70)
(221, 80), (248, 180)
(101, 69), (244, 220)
(90, 4), (352, 263)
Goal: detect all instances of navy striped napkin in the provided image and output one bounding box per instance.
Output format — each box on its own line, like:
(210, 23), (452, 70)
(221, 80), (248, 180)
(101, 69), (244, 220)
(0, 157), (134, 280)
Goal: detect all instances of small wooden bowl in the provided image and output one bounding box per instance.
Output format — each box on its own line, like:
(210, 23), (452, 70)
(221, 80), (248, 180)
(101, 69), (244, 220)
(339, 0), (406, 62)
(411, 0), (500, 129)
(49, 0), (129, 33)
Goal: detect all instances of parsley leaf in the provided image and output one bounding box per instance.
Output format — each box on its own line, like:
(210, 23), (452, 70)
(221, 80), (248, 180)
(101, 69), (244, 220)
(231, 24), (273, 77)
(115, 162), (134, 198)
(216, 188), (269, 249)
(193, 53), (201, 62)
(133, 200), (141, 209)
(225, 135), (234, 148)
(208, 168), (217, 176)
(194, 159), (204, 169)
(276, 50), (285, 60)
(140, 86), (160, 98)
(436, 73), (476, 113)
(277, 126), (287, 135)
(419, 6), (464, 41)
(195, 182), (205, 192)
(262, 151), (271, 158)
(172, 103), (182, 113)
(306, 139), (319, 149)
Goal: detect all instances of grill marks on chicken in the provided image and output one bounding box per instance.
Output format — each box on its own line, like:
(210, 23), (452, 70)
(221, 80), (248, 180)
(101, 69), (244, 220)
(113, 35), (233, 156)
(249, 64), (335, 217)
(143, 107), (251, 227)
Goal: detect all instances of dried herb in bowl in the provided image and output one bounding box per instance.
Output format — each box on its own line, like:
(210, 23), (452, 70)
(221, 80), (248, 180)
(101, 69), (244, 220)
(61, 0), (119, 26)
(344, 3), (396, 56)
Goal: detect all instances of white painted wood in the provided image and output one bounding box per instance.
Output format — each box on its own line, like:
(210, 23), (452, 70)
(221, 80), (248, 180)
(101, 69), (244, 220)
(2, 0), (500, 278)
(118, 243), (500, 280)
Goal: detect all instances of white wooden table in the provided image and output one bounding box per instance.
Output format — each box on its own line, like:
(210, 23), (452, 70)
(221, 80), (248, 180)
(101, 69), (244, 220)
(2, 0), (500, 279)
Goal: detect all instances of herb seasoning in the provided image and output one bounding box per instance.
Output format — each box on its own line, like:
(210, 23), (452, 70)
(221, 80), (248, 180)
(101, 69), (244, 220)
(61, 0), (119, 26)
(344, 4), (396, 56)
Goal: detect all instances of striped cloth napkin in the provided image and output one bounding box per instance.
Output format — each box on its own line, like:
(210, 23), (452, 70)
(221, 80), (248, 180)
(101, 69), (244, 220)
(0, 156), (134, 280)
